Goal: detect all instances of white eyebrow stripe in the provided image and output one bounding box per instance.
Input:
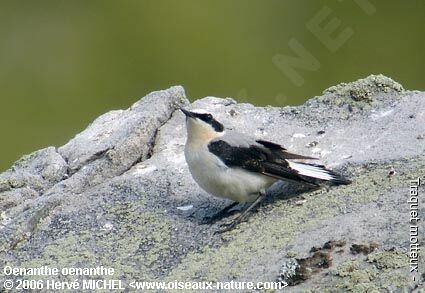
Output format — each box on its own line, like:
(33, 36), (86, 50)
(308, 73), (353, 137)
(190, 108), (210, 114)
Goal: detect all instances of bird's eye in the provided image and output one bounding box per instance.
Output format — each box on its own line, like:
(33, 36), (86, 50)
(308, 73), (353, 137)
(206, 114), (212, 120)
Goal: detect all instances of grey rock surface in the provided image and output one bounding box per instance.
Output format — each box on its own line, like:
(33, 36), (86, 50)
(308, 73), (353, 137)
(1, 75), (424, 292)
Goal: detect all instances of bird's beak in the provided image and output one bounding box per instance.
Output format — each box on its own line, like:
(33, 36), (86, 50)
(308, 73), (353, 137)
(180, 108), (195, 118)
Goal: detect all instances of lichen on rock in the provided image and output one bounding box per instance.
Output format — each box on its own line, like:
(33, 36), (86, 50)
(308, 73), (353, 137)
(323, 74), (404, 101)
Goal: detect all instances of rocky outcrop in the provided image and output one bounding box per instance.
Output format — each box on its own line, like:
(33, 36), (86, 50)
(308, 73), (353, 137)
(1, 75), (424, 291)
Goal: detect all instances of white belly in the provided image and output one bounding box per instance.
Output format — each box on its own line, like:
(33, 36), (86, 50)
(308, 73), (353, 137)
(185, 144), (276, 203)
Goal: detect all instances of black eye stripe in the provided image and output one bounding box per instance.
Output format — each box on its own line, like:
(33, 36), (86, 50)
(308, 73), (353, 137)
(211, 120), (224, 132)
(197, 113), (212, 122)
(194, 113), (224, 132)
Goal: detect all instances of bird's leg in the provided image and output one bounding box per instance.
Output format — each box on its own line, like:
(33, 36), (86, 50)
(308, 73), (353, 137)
(202, 201), (239, 224)
(217, 190), (267, 233)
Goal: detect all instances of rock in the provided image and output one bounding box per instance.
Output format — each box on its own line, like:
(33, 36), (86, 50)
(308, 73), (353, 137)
(1, 76), (424, 291)
(323, 74), (404, 101)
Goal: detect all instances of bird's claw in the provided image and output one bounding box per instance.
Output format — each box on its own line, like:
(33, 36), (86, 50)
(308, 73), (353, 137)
(214, 220), (238, 234)
(201, 216), (214, 225)
(202, 209), (240, 225)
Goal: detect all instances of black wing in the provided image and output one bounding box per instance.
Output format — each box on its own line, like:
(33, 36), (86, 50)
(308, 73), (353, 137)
(208, 139), (317, 185)
(256, 139), (317, 160)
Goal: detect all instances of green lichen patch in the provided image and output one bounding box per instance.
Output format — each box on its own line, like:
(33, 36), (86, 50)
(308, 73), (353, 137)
(18, 200), (173, 281)
(334, 259), (362, 277)
(367, 250), (407, 270)
(10, 151), (41, 170)
(334, 250), (411, 292)
(0, 176), (22, 191)
(323, 74), (404, 102)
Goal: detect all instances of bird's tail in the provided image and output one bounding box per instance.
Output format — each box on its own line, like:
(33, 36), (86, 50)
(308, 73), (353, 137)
(287, 161), (351, 185)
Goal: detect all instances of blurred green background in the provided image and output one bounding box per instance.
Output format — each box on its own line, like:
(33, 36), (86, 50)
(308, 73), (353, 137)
(0, 1), (424, 171)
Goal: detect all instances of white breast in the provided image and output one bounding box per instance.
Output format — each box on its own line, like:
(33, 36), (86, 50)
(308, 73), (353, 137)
(184, 143), (276, 203)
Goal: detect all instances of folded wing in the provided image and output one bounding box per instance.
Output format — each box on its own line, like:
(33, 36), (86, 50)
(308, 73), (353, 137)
(208, 137), (350, 185)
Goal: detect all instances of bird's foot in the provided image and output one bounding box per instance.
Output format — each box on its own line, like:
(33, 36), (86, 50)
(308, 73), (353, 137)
(214, 220), (240, 234)
(214, 212), (247, 234)
(213, 193), (266, 234)
(202, 210), (240, 225)
(202, 202), (240, 224)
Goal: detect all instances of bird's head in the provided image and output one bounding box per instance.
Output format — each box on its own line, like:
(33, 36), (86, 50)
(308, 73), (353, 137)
(180, 108), (224, 142)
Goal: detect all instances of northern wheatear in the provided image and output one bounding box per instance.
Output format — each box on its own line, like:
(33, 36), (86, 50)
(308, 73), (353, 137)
(181, 108), (350, 232)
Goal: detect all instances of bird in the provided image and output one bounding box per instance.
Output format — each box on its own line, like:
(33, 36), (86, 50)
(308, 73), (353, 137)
(180, 108), (351, 232)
